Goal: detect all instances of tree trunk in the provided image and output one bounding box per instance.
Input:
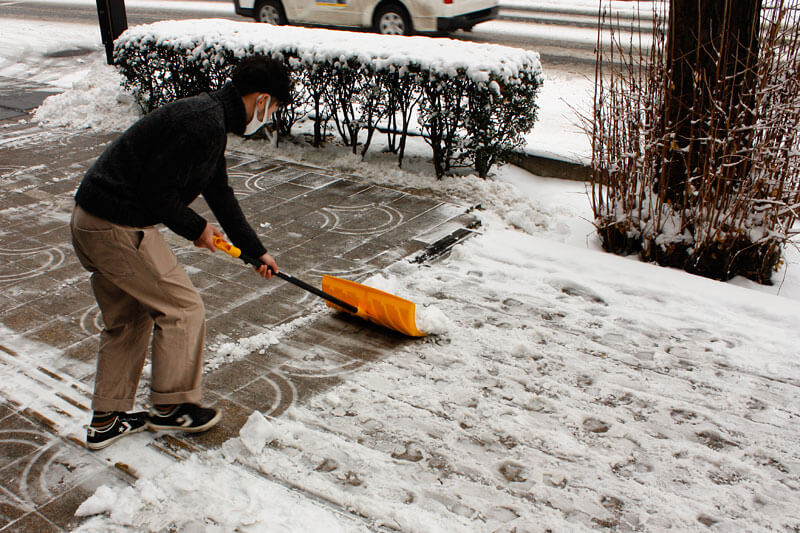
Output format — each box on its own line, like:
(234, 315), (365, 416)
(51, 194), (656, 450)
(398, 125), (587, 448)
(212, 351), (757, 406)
(660, 0), (762, 206)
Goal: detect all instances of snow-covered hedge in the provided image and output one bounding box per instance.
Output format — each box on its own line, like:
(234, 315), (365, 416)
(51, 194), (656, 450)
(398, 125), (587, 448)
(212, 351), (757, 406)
(113, 19), (542, 178)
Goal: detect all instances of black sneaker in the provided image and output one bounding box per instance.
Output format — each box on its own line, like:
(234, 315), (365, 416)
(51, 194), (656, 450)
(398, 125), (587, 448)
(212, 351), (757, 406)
(147, 403), (221, 433)
(86, 411), (148, 450)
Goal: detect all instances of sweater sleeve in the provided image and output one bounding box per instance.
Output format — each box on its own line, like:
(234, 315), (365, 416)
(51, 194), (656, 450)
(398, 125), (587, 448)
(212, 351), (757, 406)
(203, 157), (267, 260)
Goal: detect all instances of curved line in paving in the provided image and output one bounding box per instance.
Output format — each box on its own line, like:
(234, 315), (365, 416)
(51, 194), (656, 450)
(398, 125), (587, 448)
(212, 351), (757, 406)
(314, 209), (337, 231)
(243, 170), (279, 192)
(0, 244), (61, 255)
(19, 441), (57, 505)
(308, 264), (374, 279)
(293, 291), (317, 307)
(280, 356), (366, 380)
(256, 373), (283, 416)
(0, 435), (51, 482)
(53, 131), (82, 146)
(243, 173), (264, 192)
(322, 205), (404, 235)
(0, 248), (64, 282)
(79, 305), (103, 336)
(264, 370), (296, 417)
(7, 126), (83, 148)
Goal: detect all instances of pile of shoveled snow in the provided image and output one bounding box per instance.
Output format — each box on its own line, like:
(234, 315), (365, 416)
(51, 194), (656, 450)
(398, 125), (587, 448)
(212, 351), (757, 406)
(33, 58), (141, 131)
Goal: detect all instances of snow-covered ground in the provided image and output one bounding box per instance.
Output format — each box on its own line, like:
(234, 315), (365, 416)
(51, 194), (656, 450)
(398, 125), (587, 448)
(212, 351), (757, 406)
(2, 12), (800, 533)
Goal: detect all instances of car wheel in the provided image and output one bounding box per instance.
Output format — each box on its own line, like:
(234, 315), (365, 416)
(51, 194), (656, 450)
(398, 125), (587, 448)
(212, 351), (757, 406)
(256, 0), (286, 25)
(374, 4), (412, 36)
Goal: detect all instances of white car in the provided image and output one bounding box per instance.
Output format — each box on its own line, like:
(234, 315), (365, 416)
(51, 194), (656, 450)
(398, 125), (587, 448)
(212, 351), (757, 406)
(232, 0), (499, 36)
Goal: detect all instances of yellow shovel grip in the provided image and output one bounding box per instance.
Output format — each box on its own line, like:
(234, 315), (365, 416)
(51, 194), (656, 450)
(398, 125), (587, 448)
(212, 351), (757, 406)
(213, 236), (241, 259)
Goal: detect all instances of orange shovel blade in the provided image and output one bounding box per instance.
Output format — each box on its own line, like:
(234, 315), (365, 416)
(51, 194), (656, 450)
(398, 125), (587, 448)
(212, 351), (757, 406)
(321, 275), (426, 337)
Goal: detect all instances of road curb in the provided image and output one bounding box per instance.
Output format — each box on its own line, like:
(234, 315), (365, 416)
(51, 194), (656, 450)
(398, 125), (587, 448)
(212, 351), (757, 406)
(508, 151), (591, 181)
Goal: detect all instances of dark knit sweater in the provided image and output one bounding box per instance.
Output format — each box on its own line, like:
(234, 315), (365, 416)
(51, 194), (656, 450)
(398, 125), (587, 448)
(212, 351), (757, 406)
(75, 82), (267, 260)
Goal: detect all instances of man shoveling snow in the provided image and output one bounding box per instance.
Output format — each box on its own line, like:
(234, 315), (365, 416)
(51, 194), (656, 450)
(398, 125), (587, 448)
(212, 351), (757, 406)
(70, 57), (289, 450)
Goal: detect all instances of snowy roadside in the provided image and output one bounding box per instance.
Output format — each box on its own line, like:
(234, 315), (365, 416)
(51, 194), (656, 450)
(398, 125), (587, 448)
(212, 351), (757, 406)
(3, 17), (800, 532)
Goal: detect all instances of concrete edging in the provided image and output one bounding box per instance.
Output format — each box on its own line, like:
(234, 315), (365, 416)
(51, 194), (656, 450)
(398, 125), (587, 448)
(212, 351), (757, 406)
(507, 151), (591, 181)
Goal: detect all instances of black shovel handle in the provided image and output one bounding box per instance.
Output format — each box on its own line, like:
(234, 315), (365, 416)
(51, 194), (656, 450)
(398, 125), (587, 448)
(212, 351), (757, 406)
(214, 237), (358, 314)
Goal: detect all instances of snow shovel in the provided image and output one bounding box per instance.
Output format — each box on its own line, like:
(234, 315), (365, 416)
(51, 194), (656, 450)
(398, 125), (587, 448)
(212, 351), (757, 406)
(213, 237), (426, 337)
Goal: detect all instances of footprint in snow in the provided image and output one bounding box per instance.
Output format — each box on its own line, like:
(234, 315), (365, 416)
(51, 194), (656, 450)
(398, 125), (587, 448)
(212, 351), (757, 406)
(697, 514), (721, 527)
(678, 327), (713, 343)
(598, 392), (635, 408)
(391, 442), (424, 462)
(746, 397), (767, 411)
(498, 460), (527, 483)
(599, 332), (627, 348)
(543, 472), (568, 488)
(748, 454), (789, 473)
(708, 468), (744, 485)
(601, 495), (624, 514)
(540, 310), (567, 322)
(612, 457), (654, 478)
(556, 281), (608, 306)
(670, 408), (699, 424)
(709, 337), (737, 349)
(501, 297), (525, 310)
(315, 457), (338, 472)
(525, 397), (554, 413)
(336, 470), (363, 486)
(583, 417), (610, 433)
(696, 430), (738, 451)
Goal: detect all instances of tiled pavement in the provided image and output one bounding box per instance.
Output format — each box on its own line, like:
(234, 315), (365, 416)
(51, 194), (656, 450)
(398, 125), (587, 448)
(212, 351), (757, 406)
(0, 81), (478, 530)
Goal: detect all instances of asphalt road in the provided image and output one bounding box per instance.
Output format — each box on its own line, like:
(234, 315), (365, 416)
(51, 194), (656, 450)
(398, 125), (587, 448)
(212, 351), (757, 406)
(0, 0), (224, 25)
(0, 0), (645, 74)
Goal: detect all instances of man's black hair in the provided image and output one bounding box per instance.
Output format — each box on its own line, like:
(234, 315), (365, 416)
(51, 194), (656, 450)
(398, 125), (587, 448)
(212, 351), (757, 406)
(231, 56), (291, 105)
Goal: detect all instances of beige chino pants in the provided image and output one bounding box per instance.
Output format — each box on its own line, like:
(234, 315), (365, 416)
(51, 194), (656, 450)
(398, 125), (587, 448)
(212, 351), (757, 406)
(70, 205), (205, 412)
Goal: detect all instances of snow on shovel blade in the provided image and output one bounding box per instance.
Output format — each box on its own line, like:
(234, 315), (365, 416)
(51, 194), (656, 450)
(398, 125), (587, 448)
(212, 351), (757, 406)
(322, 275), (426, 337)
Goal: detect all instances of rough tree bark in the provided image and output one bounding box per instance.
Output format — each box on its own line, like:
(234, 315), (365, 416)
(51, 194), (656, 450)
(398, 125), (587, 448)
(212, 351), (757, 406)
(659, 0), (762, 207)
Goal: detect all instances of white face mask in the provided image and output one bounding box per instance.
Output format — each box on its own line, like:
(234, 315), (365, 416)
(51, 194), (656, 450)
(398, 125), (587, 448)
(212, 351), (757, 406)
(244, 95), (272, 136)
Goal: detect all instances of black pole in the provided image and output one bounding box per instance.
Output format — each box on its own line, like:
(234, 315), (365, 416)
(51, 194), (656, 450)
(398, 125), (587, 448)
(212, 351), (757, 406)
(96, 0), (128, 65)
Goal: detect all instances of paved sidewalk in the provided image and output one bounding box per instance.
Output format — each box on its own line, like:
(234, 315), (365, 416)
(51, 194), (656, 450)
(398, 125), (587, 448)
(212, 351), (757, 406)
(0, 80), (477, 531)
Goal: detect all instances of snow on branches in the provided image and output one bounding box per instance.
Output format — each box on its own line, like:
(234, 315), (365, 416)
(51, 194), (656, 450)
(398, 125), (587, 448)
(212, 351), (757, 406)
(590, 1), (800, 283)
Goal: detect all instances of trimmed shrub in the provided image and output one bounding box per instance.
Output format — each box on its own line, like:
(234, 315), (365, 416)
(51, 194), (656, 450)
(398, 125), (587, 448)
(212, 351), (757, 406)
(114, 19), (542, 178)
